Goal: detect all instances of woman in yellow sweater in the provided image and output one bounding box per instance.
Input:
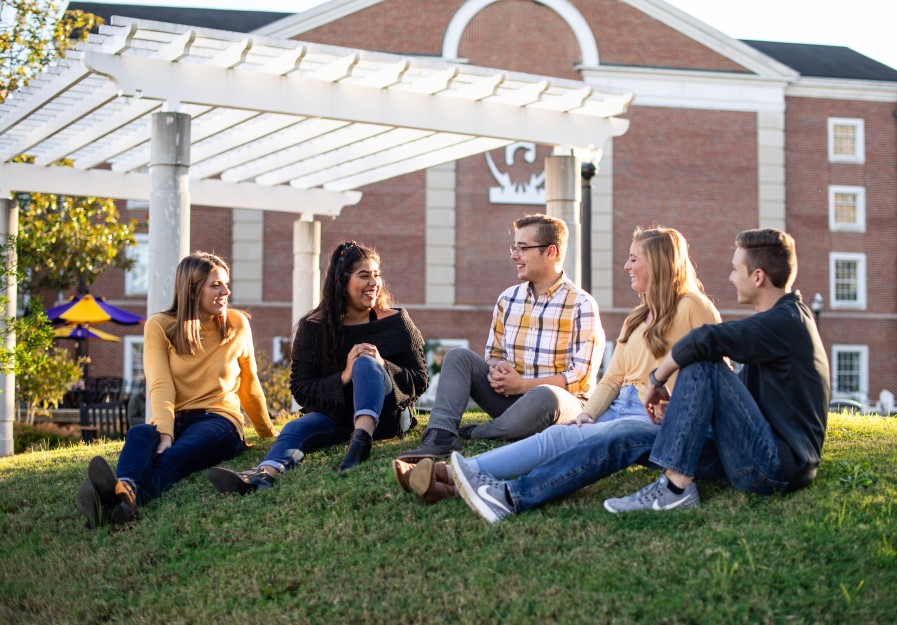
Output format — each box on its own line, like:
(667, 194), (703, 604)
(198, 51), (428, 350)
(402, 226), (721, 502)
(75, 252), (276, 528)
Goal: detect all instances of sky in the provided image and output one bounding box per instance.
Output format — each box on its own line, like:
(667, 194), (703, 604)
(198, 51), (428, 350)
(66, 0), (897, 71)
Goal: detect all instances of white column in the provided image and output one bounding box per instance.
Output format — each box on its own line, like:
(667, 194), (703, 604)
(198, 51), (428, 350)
(292, 218), (321, 326)
(0, 197), (16, 456)
(545, 153), (581, 284)
(231, 209), (264, 304)
(757, 110), (786, 230)
(425, 162), (456, 305)
(147, 112), (191, 317)
(593, 139), (615, 309)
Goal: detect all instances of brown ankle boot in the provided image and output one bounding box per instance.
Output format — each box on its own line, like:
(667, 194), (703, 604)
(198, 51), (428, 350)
(392, 459), (416, 493)
(409, 458), (457, 504)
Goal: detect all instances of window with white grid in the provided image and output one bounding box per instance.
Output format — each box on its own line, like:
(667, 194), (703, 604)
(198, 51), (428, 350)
(125, 233), (149, 296)
(831, 344), (868, 402)
(123, 336), (144, 391)
(827, 118), (864, 164)
(828, 185), (865, 232)
(829, 253), (866, 310)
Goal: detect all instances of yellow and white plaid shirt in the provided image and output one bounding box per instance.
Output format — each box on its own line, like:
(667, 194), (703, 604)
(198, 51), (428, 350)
(485, 273), (604, 398)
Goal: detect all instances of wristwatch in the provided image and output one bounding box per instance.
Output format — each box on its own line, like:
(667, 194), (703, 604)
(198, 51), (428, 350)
(648, 368), (667, 388)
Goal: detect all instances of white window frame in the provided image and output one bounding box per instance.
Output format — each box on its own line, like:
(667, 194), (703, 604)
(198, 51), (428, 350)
(828, 185), (866, 232)
(827, 117), (865, 164)
(831, 344), (869, 403)
(125, 233), (149, 296)
(829, 252), (867, 310)
(123, 335), (145, 391)
(272, 336), (292, 364)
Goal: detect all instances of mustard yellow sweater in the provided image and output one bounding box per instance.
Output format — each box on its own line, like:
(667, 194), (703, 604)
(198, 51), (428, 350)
(143, 310), (276, 440)
(582, 292), (722, 418)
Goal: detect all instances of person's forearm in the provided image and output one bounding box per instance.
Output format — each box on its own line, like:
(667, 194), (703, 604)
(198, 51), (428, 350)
(653, 353), (680, 384)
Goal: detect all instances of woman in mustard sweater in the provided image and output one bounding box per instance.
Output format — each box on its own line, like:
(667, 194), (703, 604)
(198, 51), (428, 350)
(399, 226), (721, 503)
(75, 252), (276, 528)
(207, 241), (428, 494)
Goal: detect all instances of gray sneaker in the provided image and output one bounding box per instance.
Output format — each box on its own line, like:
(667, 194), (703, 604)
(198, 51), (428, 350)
(603, 473), (700, 514)
(397, 428), (462, 461)
(450, 451), (514, 524)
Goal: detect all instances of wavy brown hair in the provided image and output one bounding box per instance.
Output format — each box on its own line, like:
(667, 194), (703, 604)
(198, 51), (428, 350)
(162, 252), (234, 355)
(619, 227), (705, 358)
(305, 241), (393, 369)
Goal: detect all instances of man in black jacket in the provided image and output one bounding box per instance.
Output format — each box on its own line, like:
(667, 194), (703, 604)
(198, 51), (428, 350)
(452, 228), (831, 523)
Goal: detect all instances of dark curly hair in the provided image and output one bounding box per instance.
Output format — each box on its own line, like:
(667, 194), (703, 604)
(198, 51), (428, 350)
(305, 241), (392, 368)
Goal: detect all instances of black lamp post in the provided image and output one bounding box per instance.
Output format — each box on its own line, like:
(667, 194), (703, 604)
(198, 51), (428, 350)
(581, 162), (596, 294)
(811, 292), (824, 324)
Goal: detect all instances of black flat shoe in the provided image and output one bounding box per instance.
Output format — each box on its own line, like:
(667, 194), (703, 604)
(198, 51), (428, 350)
(337, 429), (373, 472)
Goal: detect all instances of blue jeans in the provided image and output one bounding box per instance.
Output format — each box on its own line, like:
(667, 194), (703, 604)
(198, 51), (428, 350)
(474, 385), (650, 478)
(116, 412), (243, 505)
(260, 356), (392, 472)
(648, 360), (789, 495)
(505, 361), (790, 513)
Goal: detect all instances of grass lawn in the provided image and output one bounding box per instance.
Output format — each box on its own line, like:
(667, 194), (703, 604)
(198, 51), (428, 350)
(1, 411), (895, 625)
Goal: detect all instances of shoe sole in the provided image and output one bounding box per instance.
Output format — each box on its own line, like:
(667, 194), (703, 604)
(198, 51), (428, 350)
(207, 467), (256, 495)
(408, 458), (435, 497)
(87, 456), (119, 506)
(75, 481), (102, 529)
(450, 452), (500, 524)
(391, 459), (415, 493)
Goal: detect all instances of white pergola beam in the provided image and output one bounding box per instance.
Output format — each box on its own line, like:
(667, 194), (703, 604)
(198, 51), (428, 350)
(82, 52), (627, 149)
(0, 162), (360, 214)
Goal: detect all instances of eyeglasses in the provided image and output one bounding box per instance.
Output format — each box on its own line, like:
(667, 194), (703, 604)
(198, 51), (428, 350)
(509, 243), (551, 255)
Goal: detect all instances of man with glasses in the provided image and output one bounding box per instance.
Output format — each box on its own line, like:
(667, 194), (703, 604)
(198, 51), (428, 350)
(398, 213), (604, 459)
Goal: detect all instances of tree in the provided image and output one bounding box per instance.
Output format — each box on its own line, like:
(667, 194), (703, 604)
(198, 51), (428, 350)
(14, 177), (139, 296)
(0, 1), (101, 103)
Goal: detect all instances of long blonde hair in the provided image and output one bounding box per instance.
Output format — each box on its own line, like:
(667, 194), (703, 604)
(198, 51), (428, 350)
(162, 252), (234, 355)
(619, 227), (704, 358)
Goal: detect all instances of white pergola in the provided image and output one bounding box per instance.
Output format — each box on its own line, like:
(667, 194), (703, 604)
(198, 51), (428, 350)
(0, 16), (632, 454)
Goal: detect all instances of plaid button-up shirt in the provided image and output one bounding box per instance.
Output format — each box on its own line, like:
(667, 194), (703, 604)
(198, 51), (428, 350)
(485, 273), (603, 398)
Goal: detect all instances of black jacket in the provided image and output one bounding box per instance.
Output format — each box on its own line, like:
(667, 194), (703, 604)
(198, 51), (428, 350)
(290, 308), (428, 435)
(672, 291), (831, 488)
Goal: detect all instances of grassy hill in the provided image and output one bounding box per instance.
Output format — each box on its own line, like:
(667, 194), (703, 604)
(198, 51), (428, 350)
(1, 412), (895, 625)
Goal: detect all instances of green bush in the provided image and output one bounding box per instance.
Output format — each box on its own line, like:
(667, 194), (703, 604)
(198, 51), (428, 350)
(12, 422), (79, 454)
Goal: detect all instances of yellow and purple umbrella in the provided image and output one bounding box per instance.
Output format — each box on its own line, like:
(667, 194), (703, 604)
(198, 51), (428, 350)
(52, 324), (122, 342)
(46, 293), (143, 325)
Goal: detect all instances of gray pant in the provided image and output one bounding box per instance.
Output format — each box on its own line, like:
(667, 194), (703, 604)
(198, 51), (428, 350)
(427, 348), (586, 441)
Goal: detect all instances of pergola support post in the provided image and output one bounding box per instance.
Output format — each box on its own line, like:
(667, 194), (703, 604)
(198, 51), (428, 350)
(147, 112), (192, 318)
(0, 197), (16, 456)
(545, 154), (581, 285)
(292, 219), (322, 328)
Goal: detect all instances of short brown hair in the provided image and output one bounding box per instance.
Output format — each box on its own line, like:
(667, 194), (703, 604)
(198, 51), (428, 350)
(735, 228), (797, 289)
(513, 213), (568, 260)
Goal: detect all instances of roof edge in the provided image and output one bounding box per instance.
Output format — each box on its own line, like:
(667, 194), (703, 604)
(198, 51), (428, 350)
(253, 0), (385, 37)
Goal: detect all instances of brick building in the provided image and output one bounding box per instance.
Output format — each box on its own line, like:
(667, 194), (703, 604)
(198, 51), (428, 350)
(67, 0), (897, 408)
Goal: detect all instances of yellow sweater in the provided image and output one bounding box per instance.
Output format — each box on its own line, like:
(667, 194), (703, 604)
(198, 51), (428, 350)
(144, 310), (276, 440)
(582, 292), (722, 418)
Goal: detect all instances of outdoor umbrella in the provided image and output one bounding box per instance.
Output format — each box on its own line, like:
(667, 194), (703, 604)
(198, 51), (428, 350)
(46, 293), (143, 377)
(52, 324), (122, 342)
(45, 293), (143, 325)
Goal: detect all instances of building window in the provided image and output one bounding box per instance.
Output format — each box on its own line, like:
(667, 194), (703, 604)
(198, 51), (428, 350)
(828, 186), (865, 232)
(831, 344), (868, 402)
(827, 118), (864, 164)
(123, 335), (144, 392)
(829, 253), (866, 310)
(125, 233), (149, 296)
(272, 336), (292, 365)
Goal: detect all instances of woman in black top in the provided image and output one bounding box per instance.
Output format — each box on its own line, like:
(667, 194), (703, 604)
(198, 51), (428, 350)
(208, 242), (428, 493)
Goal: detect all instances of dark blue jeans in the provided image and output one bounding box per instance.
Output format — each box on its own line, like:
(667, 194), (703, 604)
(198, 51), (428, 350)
(260, 356), (392, 472)
(506, 360), (790, 513)
(116, 412), (243, 505)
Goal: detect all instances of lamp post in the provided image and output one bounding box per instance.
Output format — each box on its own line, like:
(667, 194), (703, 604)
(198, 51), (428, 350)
(811, 292), (824, 324)
(580, 162), (596, 294)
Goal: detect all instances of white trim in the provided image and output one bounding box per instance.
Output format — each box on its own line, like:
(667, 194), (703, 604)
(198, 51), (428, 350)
(253, 0), (384, 38)
(125, 233), (149, 296)
(828, 117), (865, 164)
(123, 335), (145, 390)
(829, 252), (867, 310)
(787, 77), (897, 102)
(442, 0), (598, 66)
(620, 0), (798, 78)
(831, 344), (869, 403)
(828, 185), (866, 232)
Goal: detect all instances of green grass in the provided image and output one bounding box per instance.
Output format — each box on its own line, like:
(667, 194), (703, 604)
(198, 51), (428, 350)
(1, 412), (896, 625)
